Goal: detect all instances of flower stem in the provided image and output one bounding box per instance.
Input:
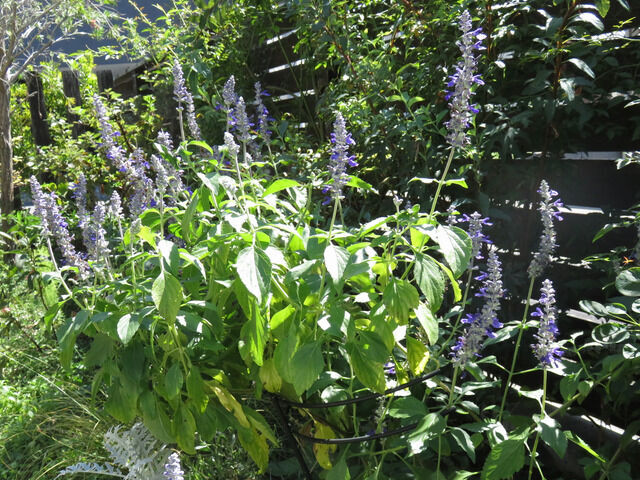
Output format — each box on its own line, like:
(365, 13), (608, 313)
(528, 368), (547, 480)
(429, 148), (456, 219)
(498, 276), (536, 422)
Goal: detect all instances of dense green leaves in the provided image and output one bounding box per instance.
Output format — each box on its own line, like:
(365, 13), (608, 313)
(236, 246), (272, 304)
(152, 272), (183, 324)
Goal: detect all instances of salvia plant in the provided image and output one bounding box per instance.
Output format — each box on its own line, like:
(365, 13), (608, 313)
(26, 18), (635, 480)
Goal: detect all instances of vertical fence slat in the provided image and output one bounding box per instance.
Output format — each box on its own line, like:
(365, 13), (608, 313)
(96, 69), (114, 92)
(25, 71), (51, 146)
(61, 69), (83, 138)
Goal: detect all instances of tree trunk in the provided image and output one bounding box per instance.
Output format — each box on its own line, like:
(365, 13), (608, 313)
(0, 72), (13, 234)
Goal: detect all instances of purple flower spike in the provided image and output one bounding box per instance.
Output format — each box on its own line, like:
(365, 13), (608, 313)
(324, 112), (356, 203)
(163, 452), (184, 480)
(452, 250), (504, 367)
(532, 279), (563, 367)
(172, 59), (201, 140)
(528, 180), (563, 278)
(461, 212), (492, 261)
(445, 10), (486, 149)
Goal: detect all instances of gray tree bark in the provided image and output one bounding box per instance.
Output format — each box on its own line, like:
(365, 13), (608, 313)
(0, 73), (12, 234)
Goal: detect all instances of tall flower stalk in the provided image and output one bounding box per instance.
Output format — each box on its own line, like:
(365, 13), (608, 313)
(172, 59), (201, 141)
(498, 180), (563, 421)
(528, 279), (561, 479)
(429, 10), (485, 218)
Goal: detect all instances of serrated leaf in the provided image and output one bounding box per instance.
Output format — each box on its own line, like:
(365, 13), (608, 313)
(346, 342), (385, 393)
(539, 416), (567, 458)
(259, 358), (283, 393)
(263, 178), (301, 196)
(313, 422), (337, 469)
(406, 336), (429, 375)
(152, 272), (183, 324)
(238, 425), (269, 473)
(435, 225), (472, 278)
(481, 435), (527, 480)
(324, 244), (350, 287)
(165, 362), (184, 400)
(414, 303), (439, 345)
(291, 341), (324, 395)
(414, 253), (445, 312)
(158, 239), (180, 274)
(406, 413), (446, 455)
(274, 327), (298, 383)
(187, 366), (208, 413)
(236, 246), (272, 304)
(116, 313), (141, 345)
(451, 427), (476, 463)
(388, 396), (428, 419)
(174, 403), (196, 454)
(383, 279), (420, 324)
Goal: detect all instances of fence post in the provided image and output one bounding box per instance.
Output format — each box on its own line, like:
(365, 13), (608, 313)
(25, 70), (51, 146)
(96, 69), (114, 92)
(61, 69), (83, 138)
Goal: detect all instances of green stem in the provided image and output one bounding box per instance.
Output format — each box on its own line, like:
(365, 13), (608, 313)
(313, 200), (340, 338)
(429, 148), (456, 219)
(45, 238), (84, 311)
(528, 368), (547, 480)
(437, 265), (475, 356)
(498, 276), (536, 422)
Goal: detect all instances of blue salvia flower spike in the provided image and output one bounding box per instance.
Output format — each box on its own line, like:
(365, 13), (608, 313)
(445, 10), (486, 149)
(172, 59), (201, 140)
(163, 452), (185, 480)
(452, 249), (504, 367)
(528, 180), (563, 278)
(324, 112), (356, 204)
(532, 279), (563, 367)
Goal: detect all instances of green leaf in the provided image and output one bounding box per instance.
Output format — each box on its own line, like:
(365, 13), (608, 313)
(433, 259), (462, 301)
(481, 435), (527, 480)
(197, 172), (221, 197)
(174, 403), (196, 454)
(346, 342), (385, 393)
(116, 314), (141, 345)
(538, 416), (567, 458)
(571, 12), (604, 31)
(406, 336), (429, 375)
(263, 178), (301, 196)
(567, 58), (595, 79)
(236, 246), (272, 304)
(84, 333), (114, 367)
(187, 366), (208, 413)
(435, 226), (472, 278)
(57, 310), (90, 370)
(347, 175), (373, 191)
(105, 381), (138, 424)
(616, 267), (640, 296)
(383, 279), (420, 324)
(290, 341), (324, 395)
(414, 254), (445, 312)
(139, 391), (174, 443)
(158, 239), (180, 274)
(324, 244), (351, 287)
(240, 306), (267, 366)
(136, 225), (157, 248)
(595, 0), (610, 17)
(152, 272), (183, 324)
(388, 396), (428, 420)
(565, 431), (605, 462)
(181, 191), (199, 243)
(165, 362), (184, 400)
(274, 327), (299, 384)
(238, 425), (269, 473)
(451, 427), (476, 463)
(406, 413), (446, 455)
(414, 303), (439, 345)
(326, 452), (350, 480)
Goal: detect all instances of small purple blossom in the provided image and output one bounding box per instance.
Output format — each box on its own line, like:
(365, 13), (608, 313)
(163, 452), (184, 480)
(29, 176), (89, 278)
(157, 130), (174, 152)
(528, 180), (563, 278)
(108, 191), (122, 219)
(452, 250), (504, 367)
(233, 96), (253, 144)
(71, 173), (88, 229)
(254, 81), (272, 144)
(222, 76), (237, 131)
(86, 201), (110, 263)
(531, 279), (563, 367)
(445, 10), (486, 149)
(172, 59), (201, 140)
(461, 212), (492, 260)
(324, 112), (357, 204)
(383, 361), (396, 376)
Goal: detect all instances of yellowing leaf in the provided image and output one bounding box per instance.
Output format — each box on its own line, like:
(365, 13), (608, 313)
(259, 358), (282, 393)
(313, 422), (337, 469)
(406, 336), (430, 375)
(208, 382), (250, 428)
